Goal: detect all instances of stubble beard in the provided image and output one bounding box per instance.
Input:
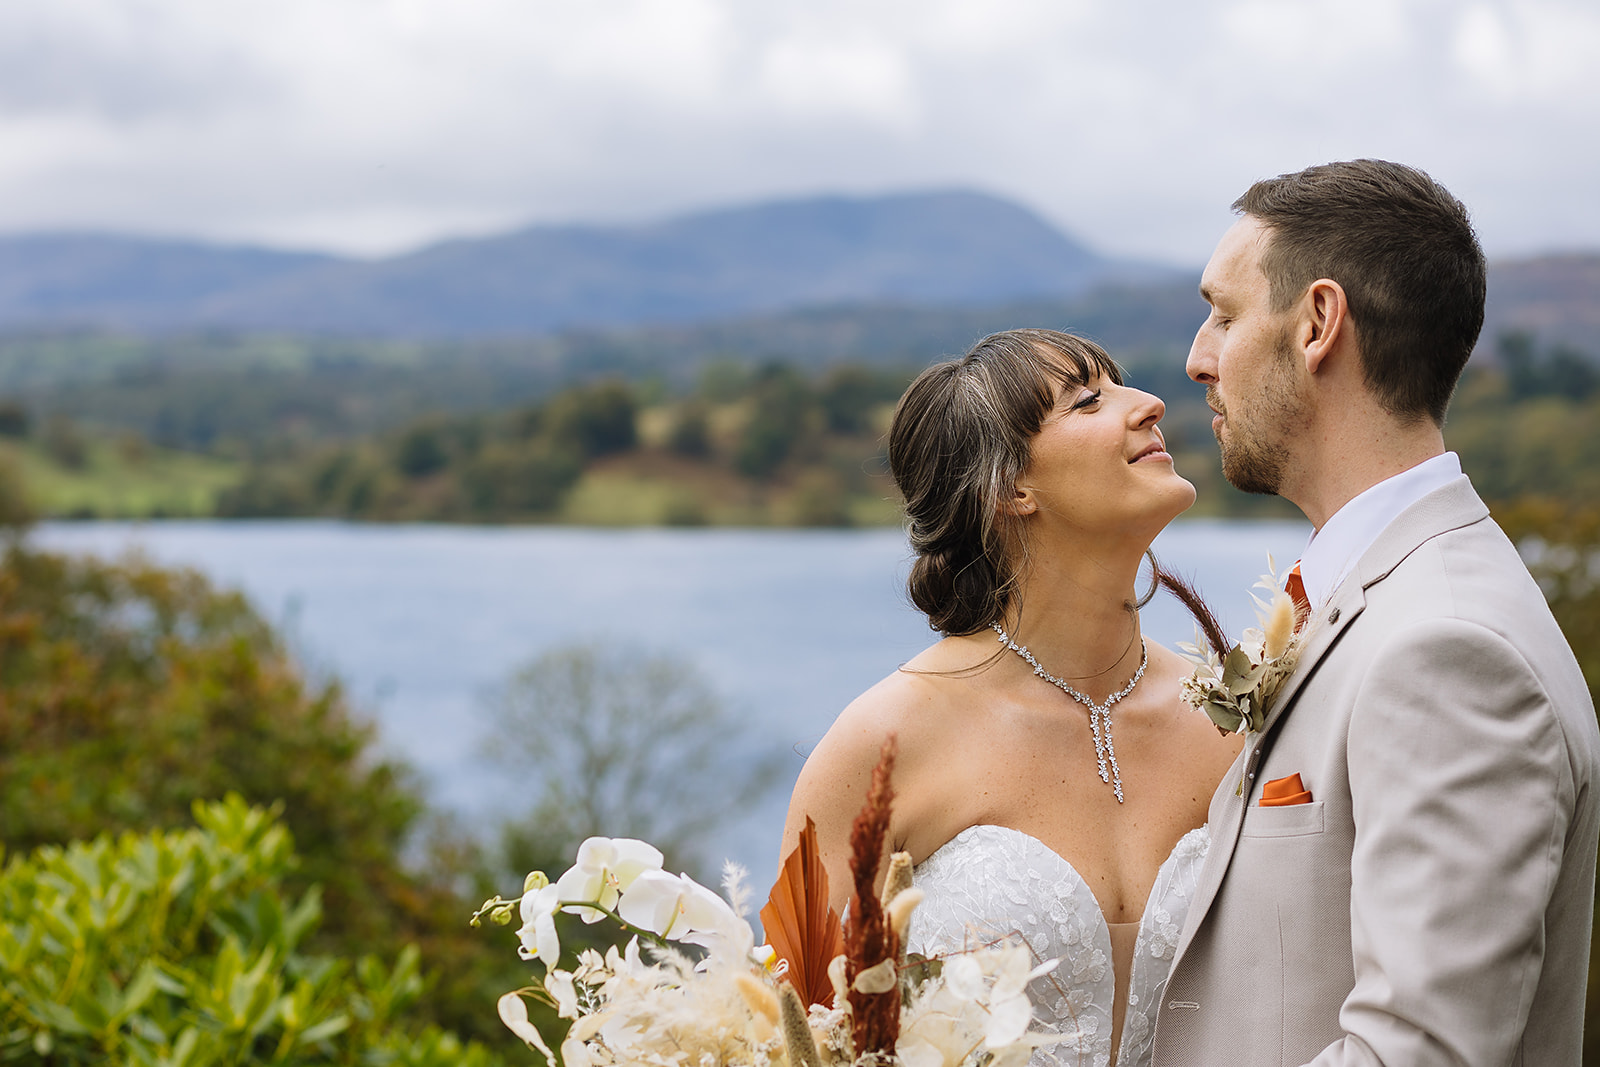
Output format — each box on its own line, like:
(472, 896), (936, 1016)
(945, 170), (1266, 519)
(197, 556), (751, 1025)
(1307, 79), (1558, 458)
(1211, 331), (1310, 496)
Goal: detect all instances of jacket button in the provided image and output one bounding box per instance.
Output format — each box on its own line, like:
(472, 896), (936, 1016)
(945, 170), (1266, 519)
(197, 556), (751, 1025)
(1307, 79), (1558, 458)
(1329, 608), (1341, 623)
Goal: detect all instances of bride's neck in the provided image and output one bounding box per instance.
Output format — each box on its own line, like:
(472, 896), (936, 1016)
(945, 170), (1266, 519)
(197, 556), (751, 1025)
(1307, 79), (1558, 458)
(1001, 541), (1148, 685)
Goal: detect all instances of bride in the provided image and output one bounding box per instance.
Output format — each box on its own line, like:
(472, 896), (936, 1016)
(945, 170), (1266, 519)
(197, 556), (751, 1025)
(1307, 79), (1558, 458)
(780, 329), (1240, 1067)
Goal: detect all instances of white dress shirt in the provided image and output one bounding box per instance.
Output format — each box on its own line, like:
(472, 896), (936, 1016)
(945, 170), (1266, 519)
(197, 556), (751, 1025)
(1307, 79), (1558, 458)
(1297, 452), (1463, 611)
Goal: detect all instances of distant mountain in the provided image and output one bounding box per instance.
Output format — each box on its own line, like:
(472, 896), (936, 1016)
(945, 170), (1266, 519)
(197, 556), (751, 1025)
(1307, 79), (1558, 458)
(565, 279), (1210, 372)
(0, 191), (1175, 336)
(0, 234), (335, 327)
(0, 196), (1591, 371)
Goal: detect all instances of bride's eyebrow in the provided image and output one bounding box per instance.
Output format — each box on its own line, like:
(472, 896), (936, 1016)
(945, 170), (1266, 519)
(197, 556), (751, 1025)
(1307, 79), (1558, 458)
(1050, 379), (1097, 412)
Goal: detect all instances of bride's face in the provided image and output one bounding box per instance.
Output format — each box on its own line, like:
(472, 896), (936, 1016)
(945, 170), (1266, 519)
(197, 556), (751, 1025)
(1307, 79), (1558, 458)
(1011, 373), (1196, 535)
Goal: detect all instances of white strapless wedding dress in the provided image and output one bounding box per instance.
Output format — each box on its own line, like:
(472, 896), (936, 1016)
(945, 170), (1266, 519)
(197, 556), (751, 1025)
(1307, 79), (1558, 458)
(908, 824), (1209, 1067)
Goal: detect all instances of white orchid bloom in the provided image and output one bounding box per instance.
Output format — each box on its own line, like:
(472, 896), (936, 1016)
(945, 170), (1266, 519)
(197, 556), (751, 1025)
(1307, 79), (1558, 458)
(554, 837), (665, 924)
(516, 881), (562, 966)
(498, 992), (555, 1060)
(616, 868), (740, 942)
(546, 969), (581, 1019)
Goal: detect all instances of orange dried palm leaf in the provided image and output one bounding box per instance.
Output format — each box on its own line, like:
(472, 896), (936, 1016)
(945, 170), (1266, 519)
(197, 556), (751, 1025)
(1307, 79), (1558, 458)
(761, 816), (844, 1009)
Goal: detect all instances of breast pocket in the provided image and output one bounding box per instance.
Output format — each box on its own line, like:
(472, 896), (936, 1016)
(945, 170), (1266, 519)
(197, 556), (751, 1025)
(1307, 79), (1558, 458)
(1240, 800), (1325, 838)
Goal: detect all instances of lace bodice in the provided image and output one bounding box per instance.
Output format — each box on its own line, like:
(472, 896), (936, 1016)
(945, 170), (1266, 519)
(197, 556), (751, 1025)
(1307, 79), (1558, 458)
(908, 824), (1209, 1067)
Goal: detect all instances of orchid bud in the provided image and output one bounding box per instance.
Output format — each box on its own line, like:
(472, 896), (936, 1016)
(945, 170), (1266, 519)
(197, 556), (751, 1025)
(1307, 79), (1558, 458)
(524, 870), (550, 894)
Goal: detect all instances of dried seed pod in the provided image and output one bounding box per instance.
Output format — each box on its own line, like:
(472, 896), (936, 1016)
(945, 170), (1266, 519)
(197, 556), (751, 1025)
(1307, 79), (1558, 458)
(780, 984), (823, 1067)
(879, 851), (913, 912)
(885, 886), (923, 951)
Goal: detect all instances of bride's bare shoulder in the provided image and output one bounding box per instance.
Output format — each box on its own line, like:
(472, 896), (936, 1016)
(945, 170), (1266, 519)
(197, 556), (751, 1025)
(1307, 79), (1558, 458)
(832, 634), (995, 735)
(781, 633), (995, 873)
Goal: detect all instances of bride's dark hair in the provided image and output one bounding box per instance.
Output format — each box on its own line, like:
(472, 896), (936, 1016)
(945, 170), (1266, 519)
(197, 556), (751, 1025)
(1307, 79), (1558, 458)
(888, 328), (1227, 654)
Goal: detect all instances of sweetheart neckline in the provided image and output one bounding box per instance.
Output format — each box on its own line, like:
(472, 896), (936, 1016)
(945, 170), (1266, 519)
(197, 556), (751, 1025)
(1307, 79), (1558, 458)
(911, 821), (1209, 1067)
(919, 822), (1207, 930)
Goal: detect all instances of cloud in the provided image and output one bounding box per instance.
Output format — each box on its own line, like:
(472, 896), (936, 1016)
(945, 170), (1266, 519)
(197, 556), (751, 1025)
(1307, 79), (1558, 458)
(0, 0), (1592, 263)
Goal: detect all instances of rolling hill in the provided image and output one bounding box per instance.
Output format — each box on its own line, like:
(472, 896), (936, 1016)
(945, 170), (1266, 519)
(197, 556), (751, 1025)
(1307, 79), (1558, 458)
(0, 191), (1175, 336)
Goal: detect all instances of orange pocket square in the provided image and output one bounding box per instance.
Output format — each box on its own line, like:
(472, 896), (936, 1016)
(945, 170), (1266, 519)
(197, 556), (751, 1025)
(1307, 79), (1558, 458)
(1259, 773), (1313, 807)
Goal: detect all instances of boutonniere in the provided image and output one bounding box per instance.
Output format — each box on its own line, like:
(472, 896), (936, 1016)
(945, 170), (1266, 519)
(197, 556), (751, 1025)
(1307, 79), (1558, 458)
(1178, 557), (1305, 738)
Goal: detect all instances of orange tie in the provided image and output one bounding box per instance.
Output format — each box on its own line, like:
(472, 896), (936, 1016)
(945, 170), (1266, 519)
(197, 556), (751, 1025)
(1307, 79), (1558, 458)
(1285, 563), (1310, 630)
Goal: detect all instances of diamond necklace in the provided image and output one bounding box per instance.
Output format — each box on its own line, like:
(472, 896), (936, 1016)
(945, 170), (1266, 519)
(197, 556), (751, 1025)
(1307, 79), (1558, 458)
(990, 622), (1147, 804)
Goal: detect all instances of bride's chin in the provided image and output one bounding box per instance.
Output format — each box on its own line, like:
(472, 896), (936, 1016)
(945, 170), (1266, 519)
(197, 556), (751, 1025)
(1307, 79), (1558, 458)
(1144, 478), (1198, 527)
(1173, 476), (1199, 514)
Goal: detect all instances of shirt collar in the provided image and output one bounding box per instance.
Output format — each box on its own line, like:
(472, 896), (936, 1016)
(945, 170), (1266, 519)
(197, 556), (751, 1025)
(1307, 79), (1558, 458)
(1298, 452), (1462, 610)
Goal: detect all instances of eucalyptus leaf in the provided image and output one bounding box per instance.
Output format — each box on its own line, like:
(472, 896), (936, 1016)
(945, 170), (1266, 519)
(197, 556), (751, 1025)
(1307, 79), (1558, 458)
(1227, 667), (1265, 697)
(1205, 700), (1244, 733)
(1222, 647), (1265, 696)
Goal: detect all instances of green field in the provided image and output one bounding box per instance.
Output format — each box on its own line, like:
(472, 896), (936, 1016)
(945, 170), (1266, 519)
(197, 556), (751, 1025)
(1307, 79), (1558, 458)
(3, 438), (243, 519)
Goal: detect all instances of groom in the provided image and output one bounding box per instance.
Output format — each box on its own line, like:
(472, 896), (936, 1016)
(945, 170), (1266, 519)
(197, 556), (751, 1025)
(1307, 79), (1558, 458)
(1152, 159), (1600, 1065)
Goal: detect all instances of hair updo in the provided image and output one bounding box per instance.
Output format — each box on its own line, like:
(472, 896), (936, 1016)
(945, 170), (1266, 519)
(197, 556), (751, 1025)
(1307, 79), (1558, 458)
(888, 329), (1121, 636)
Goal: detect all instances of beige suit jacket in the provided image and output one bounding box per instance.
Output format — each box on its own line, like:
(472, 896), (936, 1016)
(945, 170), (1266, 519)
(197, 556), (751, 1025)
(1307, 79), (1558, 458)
(1152, 477), (1600, 1066)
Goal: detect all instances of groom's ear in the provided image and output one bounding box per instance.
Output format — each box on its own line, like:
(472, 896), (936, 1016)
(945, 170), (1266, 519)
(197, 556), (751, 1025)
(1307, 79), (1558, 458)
(1300, 278), (1350, 376)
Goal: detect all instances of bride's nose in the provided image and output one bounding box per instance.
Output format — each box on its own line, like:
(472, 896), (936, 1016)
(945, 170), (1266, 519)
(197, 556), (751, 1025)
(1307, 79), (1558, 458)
(1129, 389), (1165, 428)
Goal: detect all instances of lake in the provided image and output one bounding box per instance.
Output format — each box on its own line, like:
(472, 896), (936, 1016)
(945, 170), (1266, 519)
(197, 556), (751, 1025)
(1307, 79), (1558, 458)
(35, 518), (1310, 890)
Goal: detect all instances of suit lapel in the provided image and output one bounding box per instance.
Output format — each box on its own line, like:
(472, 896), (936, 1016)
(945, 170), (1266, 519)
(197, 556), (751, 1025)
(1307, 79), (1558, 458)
(1255, 584), (1366, 738)
(1168, 587), (1365, 966)
(1166, 476), (1492, 973)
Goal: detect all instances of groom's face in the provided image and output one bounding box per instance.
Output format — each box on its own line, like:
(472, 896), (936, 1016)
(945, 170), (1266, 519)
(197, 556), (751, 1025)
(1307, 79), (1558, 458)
(1187, 217), (1311, 495)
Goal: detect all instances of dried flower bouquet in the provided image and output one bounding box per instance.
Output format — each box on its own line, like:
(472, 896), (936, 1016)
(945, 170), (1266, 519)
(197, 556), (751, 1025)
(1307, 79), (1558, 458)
(474, 739), (1062, 1067)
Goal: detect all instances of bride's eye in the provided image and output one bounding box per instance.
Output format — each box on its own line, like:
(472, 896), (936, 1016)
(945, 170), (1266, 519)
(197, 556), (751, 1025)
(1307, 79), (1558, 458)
(1069, 390), (1103, 412)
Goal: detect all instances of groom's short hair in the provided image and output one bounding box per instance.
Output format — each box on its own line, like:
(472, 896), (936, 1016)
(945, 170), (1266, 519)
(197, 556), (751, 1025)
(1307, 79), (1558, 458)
(1234, 159), (1486, 425)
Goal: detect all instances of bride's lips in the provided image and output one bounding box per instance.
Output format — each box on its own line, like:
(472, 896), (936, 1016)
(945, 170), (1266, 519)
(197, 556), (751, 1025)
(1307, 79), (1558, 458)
(1130, 443), (1171, 463)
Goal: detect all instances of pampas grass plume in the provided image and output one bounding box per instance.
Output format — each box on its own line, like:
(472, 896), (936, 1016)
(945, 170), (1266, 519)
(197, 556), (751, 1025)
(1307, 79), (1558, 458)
(1264, 589), (1295, 660)
(737, 970), (781, 1029)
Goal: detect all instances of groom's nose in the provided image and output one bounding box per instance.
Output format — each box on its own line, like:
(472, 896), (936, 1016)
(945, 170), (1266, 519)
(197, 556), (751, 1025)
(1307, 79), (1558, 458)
(1186, 325), (1218, 385)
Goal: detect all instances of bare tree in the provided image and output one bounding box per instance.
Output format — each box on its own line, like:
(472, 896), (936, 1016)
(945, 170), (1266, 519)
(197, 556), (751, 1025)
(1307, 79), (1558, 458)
(481, 641), (782, 882)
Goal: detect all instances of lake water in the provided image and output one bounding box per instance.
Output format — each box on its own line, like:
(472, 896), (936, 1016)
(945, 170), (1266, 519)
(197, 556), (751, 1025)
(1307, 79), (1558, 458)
(35, 518), (1309, 890)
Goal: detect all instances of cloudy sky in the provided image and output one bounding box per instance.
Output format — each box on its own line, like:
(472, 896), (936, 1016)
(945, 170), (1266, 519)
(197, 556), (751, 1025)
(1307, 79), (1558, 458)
(0, 0), (1594, 265)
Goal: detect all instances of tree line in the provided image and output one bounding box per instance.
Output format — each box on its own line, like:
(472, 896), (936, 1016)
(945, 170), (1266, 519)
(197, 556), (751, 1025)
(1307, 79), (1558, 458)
(0, 330), (1597, 525)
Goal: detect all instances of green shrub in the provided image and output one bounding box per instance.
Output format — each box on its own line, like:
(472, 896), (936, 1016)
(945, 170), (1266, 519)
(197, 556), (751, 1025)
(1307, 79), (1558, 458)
(545, 381), (637, 460)
(0, 795), (502, 1066)
(0, 543), (520, 1048)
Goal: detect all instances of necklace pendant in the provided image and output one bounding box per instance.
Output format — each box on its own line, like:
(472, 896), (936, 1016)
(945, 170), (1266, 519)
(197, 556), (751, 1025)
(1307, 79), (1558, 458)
(1100, 709), (1124, 803)
(991, 622), (1142, 805)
